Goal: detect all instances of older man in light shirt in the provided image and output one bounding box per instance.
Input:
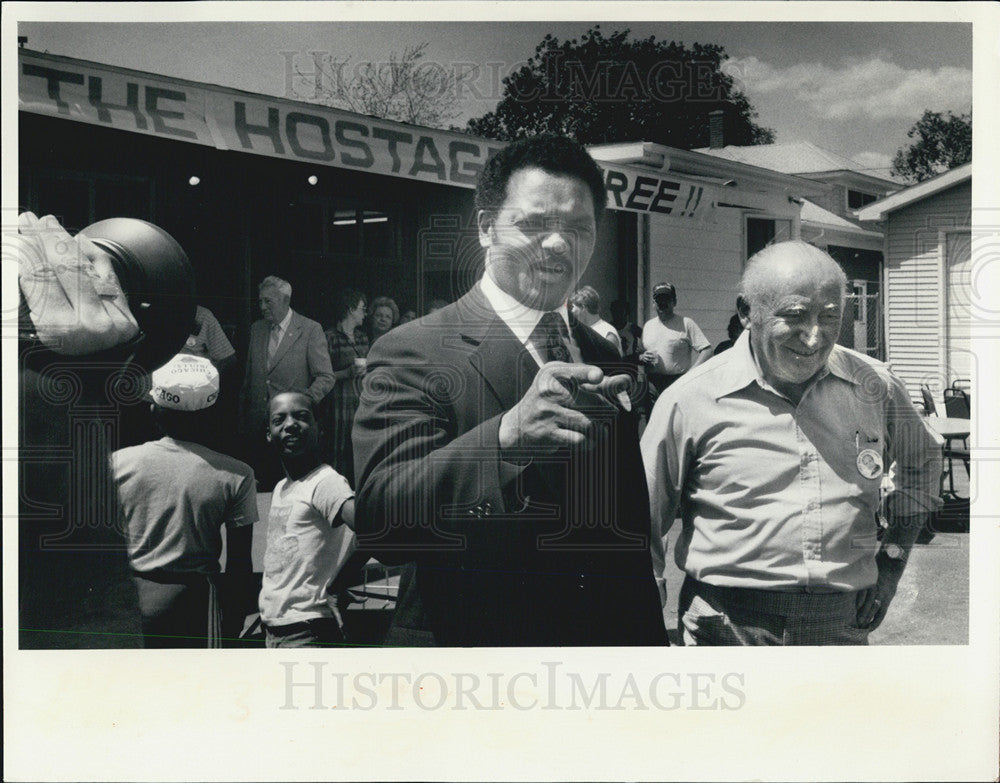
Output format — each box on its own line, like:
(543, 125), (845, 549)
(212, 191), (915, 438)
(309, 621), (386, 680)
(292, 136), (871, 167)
(641, 241), (942, 645)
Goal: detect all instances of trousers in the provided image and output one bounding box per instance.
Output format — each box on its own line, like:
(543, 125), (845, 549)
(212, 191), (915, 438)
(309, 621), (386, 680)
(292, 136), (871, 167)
(263, 617), (346, 648)
(132, 571), (222, 648)
(678, 576), (870, 646)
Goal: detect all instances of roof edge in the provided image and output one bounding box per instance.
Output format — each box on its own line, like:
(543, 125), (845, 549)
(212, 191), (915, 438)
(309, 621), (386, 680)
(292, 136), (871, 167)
(588, 142), (828, 198)
(855, 163), (972, 221)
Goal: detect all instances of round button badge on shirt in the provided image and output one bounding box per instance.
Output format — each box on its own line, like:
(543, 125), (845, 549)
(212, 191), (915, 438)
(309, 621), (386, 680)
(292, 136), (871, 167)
(856, 449), (883, 480)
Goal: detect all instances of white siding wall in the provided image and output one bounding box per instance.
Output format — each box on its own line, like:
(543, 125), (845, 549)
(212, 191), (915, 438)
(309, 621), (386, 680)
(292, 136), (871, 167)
(884, 181), (972, 402)
(646, 208), (745, 348)
(812, 183), (845, 219)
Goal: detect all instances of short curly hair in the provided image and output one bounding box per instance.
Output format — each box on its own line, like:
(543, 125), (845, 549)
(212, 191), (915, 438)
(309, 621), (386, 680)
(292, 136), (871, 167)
(369, 295), (399, 326)
(474, 134), (606, 222)
(569, 286), (601, 315)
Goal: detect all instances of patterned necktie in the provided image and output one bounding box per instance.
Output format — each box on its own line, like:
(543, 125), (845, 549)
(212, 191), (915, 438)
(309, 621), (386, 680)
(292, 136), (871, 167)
(531, 311), (571, 363)
(267, 324), (281, 364)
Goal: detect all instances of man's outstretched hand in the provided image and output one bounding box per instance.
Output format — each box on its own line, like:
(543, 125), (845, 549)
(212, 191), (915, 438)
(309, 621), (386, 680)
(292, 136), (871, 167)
(499, 362), (632, 455)
(15, 212), (139, 355)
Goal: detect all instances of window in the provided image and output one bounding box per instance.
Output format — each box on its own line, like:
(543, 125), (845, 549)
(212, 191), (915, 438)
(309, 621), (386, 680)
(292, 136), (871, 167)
(847, 189), (878, 210)
(745, 217), (793, 259)
(362, 211), (393, 258)
(329, 209), (361, 256)
(286, 202), (325, 252)
(34, 175), (90, 233)
(285, 202), (396, 260)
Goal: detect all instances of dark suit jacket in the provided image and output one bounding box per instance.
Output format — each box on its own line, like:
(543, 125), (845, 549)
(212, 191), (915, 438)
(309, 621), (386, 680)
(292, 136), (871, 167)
(239, 310), (334, 439)
(353, 284), (667, 647)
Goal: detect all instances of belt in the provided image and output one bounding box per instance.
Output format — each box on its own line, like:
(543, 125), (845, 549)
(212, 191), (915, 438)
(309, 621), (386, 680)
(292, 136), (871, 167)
(685, 576), (861, 617)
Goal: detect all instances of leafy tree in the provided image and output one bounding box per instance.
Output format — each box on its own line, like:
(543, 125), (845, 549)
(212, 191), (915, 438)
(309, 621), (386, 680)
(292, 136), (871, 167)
(302, 42), (461, 128)
(891, 110), (972, 184)
(466, 27), (774, 148)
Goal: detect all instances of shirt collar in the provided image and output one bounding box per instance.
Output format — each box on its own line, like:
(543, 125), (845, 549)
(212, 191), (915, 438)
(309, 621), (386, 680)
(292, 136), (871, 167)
(824, 345), (865, 385)
(479, 271), (571, 347)
(712, 331), (760, 399)
(273, 308), (293, 333)
(713, 331), (858, 401)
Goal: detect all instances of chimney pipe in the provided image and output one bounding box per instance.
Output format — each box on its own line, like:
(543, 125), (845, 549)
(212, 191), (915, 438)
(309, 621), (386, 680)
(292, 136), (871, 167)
(708, 109), (725, 149)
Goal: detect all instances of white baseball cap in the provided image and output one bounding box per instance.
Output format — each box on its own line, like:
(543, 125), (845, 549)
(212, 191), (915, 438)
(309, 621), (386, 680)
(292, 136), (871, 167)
(149, 354), (219, 411)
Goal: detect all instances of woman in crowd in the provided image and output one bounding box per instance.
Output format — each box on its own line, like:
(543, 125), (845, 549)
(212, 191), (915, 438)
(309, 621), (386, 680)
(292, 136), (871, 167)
(569, 286), (623, 355)
(323, 288), (369, 483)
(368, 295), (399, 344)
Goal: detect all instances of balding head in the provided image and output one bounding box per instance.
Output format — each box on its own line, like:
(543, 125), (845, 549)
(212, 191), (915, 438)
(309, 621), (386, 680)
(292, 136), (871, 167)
(740, 241), (847, 315)
(737, 241), (848, 399)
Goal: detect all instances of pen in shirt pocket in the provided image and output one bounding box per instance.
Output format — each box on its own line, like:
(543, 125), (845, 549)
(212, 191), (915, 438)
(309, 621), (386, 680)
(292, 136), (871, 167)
(855, 430), (880, 451)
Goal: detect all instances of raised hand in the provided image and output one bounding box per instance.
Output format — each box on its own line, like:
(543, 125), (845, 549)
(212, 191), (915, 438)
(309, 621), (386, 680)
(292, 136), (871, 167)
(15, 212), (139, 355)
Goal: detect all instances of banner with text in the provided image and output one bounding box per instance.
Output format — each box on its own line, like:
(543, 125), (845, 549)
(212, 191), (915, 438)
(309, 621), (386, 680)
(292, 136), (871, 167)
(19, 51), (714, 219)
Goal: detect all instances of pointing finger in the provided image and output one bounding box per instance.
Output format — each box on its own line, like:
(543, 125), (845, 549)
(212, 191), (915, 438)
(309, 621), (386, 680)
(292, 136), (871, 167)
(541, 362), (605, 385)
(582, 374), (634, 411)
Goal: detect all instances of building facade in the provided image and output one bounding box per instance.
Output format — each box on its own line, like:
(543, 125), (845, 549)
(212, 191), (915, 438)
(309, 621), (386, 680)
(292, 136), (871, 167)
(18, 49), (817, 361)
(696, 141), (900, 358)
(855, 164), (973, 403)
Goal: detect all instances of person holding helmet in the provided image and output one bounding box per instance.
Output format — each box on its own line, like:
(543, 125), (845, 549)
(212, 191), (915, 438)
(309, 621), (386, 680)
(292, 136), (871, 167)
(16, 211), (197, 648)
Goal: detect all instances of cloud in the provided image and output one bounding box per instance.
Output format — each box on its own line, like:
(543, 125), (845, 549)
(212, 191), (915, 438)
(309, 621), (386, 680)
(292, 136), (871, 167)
(721, 56), (972, 121)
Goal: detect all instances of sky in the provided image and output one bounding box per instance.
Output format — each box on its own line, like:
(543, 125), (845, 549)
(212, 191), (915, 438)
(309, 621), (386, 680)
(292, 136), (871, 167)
(15, 15), (975, 180)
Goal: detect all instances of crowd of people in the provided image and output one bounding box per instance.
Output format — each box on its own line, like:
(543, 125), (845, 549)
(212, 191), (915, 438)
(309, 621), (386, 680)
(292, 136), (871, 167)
(134, 280), (419, 646)
(17, 132), (944, 650)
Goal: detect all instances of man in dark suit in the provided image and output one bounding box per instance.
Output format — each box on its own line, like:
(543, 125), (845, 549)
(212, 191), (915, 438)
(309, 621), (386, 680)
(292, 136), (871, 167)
(353, 134), (668, 647)
(239, 275), (334, 485)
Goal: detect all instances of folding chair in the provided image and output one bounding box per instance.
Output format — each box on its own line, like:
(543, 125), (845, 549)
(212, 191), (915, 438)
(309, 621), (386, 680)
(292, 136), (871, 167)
(920, 384), (937, 416)
(920, 383), (969, 499)
(943, 381), (971, 420)
(940, 381), (971, 498)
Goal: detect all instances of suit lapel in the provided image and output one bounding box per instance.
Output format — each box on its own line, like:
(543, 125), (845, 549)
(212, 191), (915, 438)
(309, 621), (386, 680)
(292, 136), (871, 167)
(458, 287), (538, 411)
(253, 321), (269, 370)
(459, 288), (627, 410)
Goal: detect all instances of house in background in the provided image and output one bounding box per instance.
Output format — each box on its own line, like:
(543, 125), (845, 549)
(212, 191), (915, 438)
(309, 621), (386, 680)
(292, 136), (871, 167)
(588, 141), (826, 347)
(854, 163), (972, 405)
(19, 49), (825, 363)
(696, 135), (899, 359)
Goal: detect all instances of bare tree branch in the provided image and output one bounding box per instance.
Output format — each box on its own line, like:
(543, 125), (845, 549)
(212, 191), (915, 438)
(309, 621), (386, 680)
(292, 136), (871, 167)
(296, 42), (462, 128)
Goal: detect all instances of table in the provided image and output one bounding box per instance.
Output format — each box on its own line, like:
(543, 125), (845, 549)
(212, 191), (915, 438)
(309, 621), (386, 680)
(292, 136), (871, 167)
(923, 417), (970, 500)
(925, 416), (970, 440)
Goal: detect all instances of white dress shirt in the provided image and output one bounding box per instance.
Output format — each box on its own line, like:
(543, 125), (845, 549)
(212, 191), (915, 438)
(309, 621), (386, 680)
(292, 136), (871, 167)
(479, 272), (582, 366)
